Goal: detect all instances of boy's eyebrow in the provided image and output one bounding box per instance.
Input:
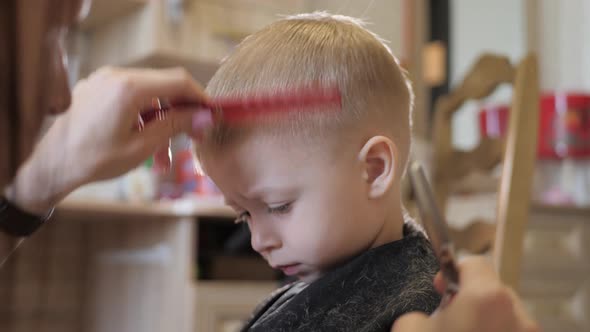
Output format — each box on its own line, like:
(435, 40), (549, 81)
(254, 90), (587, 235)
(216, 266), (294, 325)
(244, 185), (297, 201)
(243, 185), (273, 199)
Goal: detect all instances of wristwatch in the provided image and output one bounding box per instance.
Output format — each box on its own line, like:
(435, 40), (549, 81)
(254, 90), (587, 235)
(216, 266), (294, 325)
(0, 196), (54, 236)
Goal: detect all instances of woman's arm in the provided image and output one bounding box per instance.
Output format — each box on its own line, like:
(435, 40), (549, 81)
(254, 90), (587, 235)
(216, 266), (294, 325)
(0, 67), (211, 238)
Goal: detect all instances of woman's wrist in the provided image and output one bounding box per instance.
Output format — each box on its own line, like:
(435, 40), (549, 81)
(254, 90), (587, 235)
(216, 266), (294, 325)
(6, 158), (65, 215)
(5, 120), (83, 215)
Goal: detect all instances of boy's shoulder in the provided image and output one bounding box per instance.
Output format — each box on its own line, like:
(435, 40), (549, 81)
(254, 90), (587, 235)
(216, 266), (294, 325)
(242, 221), (441, 332)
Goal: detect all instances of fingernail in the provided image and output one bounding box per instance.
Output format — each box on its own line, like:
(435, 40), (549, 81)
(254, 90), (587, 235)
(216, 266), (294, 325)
(193, 110), (213, 131)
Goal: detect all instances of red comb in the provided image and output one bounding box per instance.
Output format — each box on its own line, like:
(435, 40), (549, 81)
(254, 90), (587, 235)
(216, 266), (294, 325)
(139, 85), (341, 127)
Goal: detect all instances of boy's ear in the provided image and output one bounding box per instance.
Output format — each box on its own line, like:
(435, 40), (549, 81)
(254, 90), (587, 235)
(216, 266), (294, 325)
(357, 136), (398, 199)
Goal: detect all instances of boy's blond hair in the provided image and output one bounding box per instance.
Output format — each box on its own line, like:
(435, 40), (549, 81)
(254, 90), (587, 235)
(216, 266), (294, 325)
(202, 12), (413, 171)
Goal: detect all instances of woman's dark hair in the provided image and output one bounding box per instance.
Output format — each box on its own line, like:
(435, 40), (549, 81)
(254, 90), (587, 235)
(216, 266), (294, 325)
(0, 1), (20, 189)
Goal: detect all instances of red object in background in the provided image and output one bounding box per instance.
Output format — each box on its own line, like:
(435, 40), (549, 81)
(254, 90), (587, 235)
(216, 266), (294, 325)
(479, 93), (590, 159)
(478, 104), (510, 139)
(174, 149), (220, 196)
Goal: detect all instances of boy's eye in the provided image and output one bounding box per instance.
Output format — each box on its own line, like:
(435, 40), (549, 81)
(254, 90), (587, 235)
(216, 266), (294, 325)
(235, 211), (251, 224)
(267, 202), (292, 214)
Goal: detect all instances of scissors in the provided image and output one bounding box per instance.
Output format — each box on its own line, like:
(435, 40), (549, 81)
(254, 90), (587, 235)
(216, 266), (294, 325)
(408, 162), (460, 308)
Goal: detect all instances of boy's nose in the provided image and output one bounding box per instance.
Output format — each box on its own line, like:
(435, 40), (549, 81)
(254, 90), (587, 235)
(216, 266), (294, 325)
(250, 225), (281, 255)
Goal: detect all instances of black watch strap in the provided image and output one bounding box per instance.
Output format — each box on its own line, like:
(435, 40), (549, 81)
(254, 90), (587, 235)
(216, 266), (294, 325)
(0, 196), (53, 237)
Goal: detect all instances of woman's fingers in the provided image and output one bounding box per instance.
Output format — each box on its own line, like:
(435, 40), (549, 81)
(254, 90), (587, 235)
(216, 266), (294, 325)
(391, 311), (433, 332)
(121, 67), (210, 108)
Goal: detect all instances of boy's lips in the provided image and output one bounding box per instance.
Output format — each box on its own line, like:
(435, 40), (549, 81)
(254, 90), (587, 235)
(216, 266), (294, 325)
(274, 263), (302, 276)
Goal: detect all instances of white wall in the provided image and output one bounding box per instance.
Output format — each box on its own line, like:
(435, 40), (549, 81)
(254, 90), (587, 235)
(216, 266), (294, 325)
(450, 0), (526, 149)
(537, 0), (590, 91)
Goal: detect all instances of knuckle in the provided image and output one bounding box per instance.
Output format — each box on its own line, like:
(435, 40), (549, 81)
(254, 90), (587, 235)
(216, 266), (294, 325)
(476, 284), (513, 311)
(174, 67), (192, 83)
(72, 78), (88, 93)
(113, 73), (136, 96)
(95, 66), (116, 78)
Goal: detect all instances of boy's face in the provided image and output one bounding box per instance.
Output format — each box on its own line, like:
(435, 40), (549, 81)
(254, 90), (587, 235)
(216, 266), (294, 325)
(202, 133), (389, 283)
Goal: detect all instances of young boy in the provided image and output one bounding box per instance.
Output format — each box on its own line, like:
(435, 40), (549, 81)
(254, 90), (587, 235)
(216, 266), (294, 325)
(196, 12), (440, 331)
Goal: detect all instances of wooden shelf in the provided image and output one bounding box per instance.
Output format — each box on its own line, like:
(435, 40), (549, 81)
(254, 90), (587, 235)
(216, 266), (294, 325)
(531, 203), (590, 218)
(56, 196), (235, 220)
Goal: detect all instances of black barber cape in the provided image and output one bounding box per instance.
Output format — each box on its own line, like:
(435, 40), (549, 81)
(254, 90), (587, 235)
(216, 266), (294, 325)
(241, 221), (441, 332)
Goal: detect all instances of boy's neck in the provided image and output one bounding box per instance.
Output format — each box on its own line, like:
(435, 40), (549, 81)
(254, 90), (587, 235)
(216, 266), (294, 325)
(368, 198), (405, 249)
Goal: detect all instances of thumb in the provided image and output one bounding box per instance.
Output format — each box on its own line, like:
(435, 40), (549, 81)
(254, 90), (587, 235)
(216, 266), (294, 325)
(391, 312), (434, 332)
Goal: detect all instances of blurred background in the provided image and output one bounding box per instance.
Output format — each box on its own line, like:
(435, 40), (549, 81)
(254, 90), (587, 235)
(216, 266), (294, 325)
(1, 1), (589, 331)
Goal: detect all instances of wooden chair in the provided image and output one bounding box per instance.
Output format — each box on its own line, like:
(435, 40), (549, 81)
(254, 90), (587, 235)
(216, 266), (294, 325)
(431, 53), (539, 290)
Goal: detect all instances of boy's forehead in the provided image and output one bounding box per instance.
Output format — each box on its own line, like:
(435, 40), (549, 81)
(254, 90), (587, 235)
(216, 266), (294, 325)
(199, 128), (354, 185)
(214, 160), (306, 206)
(201, 136), (289, 175)
(202, 135), (333, 192)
